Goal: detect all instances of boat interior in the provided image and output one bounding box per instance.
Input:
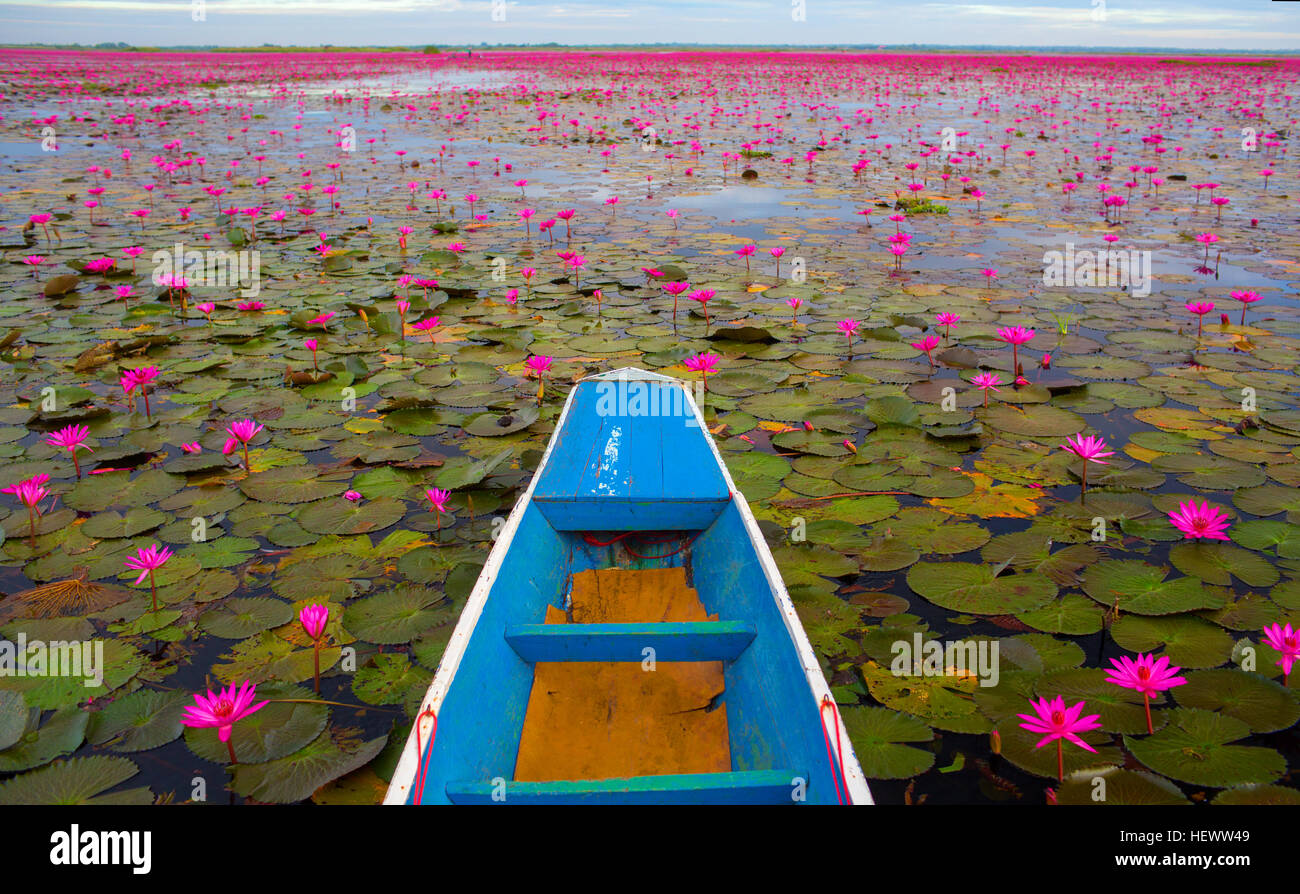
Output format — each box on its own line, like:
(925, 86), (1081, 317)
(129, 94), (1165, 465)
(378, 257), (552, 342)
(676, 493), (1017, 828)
(410, 376), (847, 804)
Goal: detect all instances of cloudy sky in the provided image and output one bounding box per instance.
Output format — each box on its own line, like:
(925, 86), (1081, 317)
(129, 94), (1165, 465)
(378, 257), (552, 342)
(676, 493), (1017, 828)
(2, 0), (1298, 50)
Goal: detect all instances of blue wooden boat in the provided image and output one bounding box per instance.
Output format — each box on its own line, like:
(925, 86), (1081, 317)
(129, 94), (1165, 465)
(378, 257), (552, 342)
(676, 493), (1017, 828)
(386, 368), (871, 805)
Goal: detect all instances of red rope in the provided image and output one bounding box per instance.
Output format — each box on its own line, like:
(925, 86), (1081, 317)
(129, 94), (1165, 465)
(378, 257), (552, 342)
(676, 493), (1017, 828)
(580, 531), (698, 560)
(411, 707), (437, 805)
(819, 695), (851, 805)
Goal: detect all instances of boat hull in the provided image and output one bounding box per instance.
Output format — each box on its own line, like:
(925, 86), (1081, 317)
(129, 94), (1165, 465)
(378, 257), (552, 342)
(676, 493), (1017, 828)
(386, 369), (872, 805)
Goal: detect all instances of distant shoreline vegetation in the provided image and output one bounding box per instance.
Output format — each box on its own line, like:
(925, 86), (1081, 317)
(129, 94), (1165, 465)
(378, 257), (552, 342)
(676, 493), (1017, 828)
(0, 43), (1295, 57)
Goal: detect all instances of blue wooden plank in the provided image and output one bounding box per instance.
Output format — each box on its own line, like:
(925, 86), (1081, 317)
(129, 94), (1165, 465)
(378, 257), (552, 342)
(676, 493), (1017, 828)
(579, 412), (634, 499)
(504, 621), (756, 662)
(531, 498), (727, 532)
(536, 380), (729, 506)
(445, 770), (802, 805)
(534, 385), (605, 501)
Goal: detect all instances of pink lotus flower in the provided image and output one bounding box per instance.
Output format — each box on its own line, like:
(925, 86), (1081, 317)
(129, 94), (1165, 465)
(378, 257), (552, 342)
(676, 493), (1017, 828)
(661, 281), (689, 322)
(300, 604), (329, 641)
(300, 603), (330, 692)
(911, 334), (941, 370)
(1263, 623), (1300, 685)
(425, 487), (451, 532)
(525, 355), (553, 403)
(226, 419), (264, 474)
(1230, 290), (1262, 326)
(412, 316), (440, 341)
(971, 371), (1002, 408)
(343, 489), (361, 502)
(996, 325), (1035, 376)
(124, 542), (172, 612)
(3, 473), (52, 546)
(1186, 301), (1214, 338)
(787, 296), (802, 325)
(181, 442), (201, 454)
(735, 244), (756, 274)
(689, 289), (716, 334)
(1017, 695), (1103, 782)
(935, 312), (960, 341)
(684, 352), (720, 391)
(45, 424), (92, 479)
(1060, 433), (1113, 495)
(1105, 652), (1187, 733)
(1167, 499), (1231, 541)
(180, 680), (269, 763)
(838, 319), (860, 358)
(307, 311), (335, 329)
(304, 338), (319, 371)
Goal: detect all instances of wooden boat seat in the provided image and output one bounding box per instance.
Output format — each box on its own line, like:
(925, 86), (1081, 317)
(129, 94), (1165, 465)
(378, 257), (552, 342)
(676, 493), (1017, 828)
(532, 380), (731, 531)
(512, 568), (735, 783)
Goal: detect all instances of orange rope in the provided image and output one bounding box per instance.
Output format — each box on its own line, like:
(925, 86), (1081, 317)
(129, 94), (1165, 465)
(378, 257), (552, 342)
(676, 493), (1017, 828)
(819, 695), (851, 805)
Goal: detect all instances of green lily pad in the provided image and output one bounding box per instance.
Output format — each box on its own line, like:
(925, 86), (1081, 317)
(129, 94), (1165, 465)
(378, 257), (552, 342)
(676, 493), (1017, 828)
(1231, 519), (1300, 559)
(1054, 768), (1189, 805)
(297, 496), (405, 535)
(1169, 540), (1280, 588)
(229, 728), (388, 804)
(0, 691), (25, 751)
(1081, 559), (1221, 615)
(1212, 785), (1300, 805)
(1172, 669), (1300, 733)
(343, 584), (447, 645)
(0, 707), (88, 773)
(859, 660), (990, 733)
(1124, 708), (1284, 788)
(840, 706), (936, 780)
(1016, 594), (1105, 635)
(240, 466), (350, 503)
(352, 653), (431, 706)
(86, 689), (190, 752)
(1110, 615), (1234, 668)
(0, 756), (151, 805)
(80, 507), (170, 539)
(906, 562), (1057, 615)
(198, 597), (295, 639)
